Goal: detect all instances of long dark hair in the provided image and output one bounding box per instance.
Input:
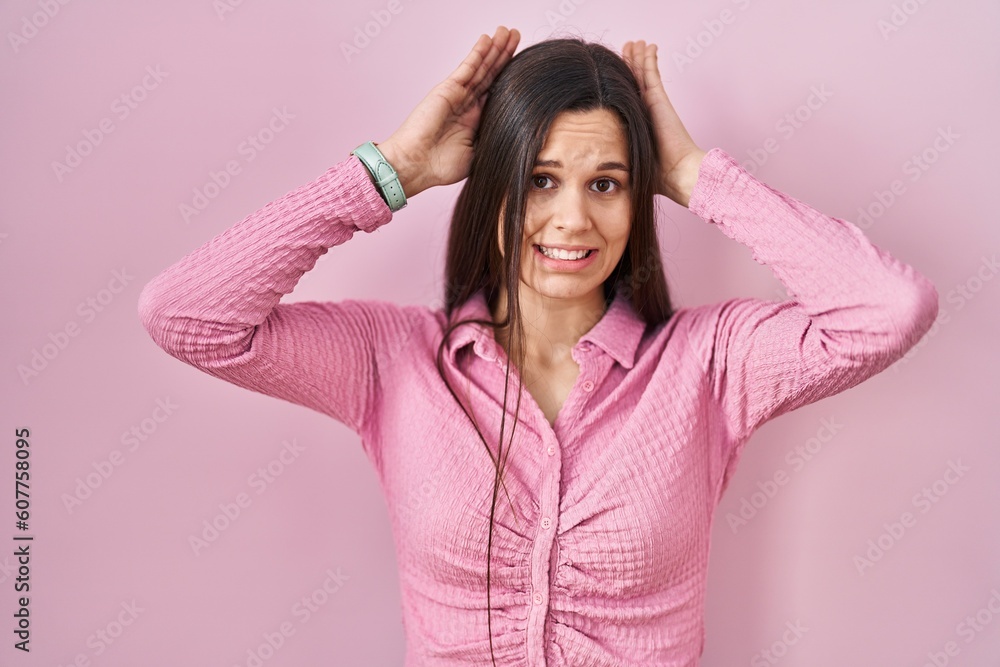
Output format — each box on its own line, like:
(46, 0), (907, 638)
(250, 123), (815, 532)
(432, 37), (675, 664)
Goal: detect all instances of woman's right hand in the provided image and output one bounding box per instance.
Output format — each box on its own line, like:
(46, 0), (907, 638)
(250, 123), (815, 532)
(375, 26), (520, 199)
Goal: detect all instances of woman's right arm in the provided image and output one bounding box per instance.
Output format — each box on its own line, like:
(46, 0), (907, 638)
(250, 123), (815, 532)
(138, 26), (520, 435)
(138, 155), (409, 434)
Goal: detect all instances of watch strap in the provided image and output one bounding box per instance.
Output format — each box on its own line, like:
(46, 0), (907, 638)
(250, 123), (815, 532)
(351, 141), (407, 212)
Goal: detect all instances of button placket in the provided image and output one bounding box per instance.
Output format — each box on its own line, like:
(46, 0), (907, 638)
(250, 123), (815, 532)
(526, 429), (562, 666)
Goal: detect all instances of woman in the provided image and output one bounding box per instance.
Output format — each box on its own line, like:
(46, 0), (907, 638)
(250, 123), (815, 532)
(139, 26), (938, 667)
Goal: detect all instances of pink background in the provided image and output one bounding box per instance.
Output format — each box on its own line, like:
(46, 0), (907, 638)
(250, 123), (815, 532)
(2, 1), (998, 665)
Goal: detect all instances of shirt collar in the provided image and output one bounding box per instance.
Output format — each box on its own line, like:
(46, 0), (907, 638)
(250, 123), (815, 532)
(444, 288), (646, 370)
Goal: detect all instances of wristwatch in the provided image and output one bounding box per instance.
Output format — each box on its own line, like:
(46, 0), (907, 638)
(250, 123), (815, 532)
(351, 141), (407, 212)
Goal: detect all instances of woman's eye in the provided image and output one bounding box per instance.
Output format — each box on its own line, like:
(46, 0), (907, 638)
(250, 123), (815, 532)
(531, 175), (552, 189)
(592, 178), (618, 193)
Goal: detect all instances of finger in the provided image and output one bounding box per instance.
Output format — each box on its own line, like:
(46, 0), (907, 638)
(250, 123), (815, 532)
(644, 43), (665, 91)
(622, 41), (642, 87)
(635, 40), (649, 85)
(467, 26), (508, 92)
(470, 25), (519, 96)
(447, 33), (493, 89)
(482, 27), (519, 90)
(634, 41), (653, 87)
(496, 27), (520, 72)
(505, 28), (520, 54)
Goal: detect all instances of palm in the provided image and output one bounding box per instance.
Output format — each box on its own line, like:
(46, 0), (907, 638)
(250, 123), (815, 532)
(414, 80), (486, 185)
(622, 40), (706, 205)
(380, 27), (520, 195)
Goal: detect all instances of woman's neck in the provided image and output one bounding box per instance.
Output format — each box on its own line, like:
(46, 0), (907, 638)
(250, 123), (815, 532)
(489, 285), (607, 367)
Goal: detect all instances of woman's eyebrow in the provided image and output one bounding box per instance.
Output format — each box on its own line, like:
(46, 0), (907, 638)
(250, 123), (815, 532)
(533, 159), (630, 173)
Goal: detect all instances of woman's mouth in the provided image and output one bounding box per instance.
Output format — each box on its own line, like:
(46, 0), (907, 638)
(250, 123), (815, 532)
(533, 244), (599, 271)
(535, 244), (594, 260)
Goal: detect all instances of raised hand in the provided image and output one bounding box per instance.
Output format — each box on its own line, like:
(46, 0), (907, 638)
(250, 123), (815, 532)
(622, 40), (707, 208)
(376, 26), (520, 199)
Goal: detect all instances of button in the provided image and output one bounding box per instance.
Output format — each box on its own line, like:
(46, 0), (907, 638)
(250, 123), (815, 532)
(533, 592), (543, 605)
(582, 380), (594, 392)
(541, 517), (551, 529)
(547, 445), (556, 456)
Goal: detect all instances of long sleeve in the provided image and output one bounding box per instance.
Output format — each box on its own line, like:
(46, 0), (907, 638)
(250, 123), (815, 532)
(137, 155), (420, 435)
(687, 148), (939, 446)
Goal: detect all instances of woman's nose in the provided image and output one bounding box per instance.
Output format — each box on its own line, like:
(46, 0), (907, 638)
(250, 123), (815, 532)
(552, 187), (591, 231)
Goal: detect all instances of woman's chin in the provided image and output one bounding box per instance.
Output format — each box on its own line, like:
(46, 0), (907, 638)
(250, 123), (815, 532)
(523, 279), (604, 303)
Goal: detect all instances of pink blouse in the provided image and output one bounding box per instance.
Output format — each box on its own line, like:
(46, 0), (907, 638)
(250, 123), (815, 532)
(138, 148), (938, 666)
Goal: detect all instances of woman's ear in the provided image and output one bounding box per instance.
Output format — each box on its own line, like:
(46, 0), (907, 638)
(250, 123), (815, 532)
(496, 206), (504, 259)
(496, 196), (509, 258)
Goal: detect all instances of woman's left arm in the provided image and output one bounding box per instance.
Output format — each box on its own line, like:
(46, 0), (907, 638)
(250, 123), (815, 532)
(623, 40), (940, 445)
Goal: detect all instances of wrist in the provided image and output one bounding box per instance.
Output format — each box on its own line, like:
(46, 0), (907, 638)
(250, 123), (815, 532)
(375, 139), (428, 199)
(662, 148), (707, 208)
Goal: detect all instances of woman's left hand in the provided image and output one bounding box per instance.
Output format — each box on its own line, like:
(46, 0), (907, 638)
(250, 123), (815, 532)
(622, 40), (707, 208)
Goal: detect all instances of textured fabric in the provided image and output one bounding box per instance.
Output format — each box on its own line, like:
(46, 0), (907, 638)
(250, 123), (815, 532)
(138, 148), (939, 666)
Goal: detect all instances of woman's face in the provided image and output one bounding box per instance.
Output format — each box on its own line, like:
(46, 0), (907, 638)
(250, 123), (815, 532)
(498, 108), (632, 303)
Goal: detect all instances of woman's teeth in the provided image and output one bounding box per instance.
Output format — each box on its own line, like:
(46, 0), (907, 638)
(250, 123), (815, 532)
(537, 245), (593, 260)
